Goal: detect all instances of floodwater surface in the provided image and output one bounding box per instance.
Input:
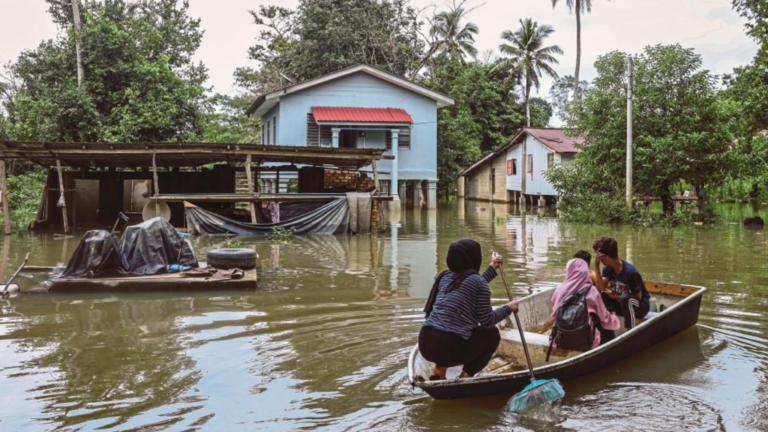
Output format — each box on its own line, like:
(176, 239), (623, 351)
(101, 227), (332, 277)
(1, 201), (767, 431)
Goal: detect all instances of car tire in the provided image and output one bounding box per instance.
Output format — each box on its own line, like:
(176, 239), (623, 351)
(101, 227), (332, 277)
(207, 248), (257, 270)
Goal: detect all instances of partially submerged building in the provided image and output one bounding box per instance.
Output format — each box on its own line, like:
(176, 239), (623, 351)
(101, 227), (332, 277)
(0, 140), (392, 234)
(458, 128), (582, 205)
(245, 64), (454, 209)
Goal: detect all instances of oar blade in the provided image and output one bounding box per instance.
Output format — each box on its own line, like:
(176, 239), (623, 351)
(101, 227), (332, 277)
(506, 378), (565, 413)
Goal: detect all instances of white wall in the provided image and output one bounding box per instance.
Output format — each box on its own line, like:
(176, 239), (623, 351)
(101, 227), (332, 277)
(506, 144), (522, 191)
(524, 136), (557, 196)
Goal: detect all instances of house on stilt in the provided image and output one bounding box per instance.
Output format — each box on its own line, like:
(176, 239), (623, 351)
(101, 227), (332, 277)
(457, 128), (582, 206)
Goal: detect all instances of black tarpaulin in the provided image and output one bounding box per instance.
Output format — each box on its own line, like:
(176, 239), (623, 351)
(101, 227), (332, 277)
(118, 217), (198, 275)
(184, 193), (373, 236)
(59, 230), (125, 278)
(59, 217), (198, 279)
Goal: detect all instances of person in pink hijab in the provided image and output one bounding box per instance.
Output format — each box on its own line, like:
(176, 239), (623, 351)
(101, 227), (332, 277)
(551, 258), (620, 348)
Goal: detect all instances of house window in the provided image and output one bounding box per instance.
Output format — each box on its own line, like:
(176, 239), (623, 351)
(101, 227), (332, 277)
(507, 159), (518, 176)
(265, 119), (271, 144)
(527, 154), (533, 174)
(490, 168), (496, 195)
(307, 113), (319, 146)
(547, 153), (555, 170)
(385, 128), (411, 150)
(272, 116), (277, 145)
(261, 124), (265, 145)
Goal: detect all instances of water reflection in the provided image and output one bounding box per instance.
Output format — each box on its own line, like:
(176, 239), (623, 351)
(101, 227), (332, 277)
(0, 203), (767, 431)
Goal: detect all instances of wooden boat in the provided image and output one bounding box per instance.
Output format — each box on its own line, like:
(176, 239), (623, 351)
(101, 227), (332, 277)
(408, 281), (706, 400)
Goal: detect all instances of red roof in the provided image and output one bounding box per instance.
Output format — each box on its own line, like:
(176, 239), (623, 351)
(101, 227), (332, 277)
(311, 106), (413, 124)
(525, 128), (582, 153)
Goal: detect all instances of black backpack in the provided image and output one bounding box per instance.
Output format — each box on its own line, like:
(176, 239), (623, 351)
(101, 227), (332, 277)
(547, 285), (594, 360)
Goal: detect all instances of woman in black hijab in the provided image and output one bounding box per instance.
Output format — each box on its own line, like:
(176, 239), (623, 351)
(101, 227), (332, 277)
(419, 239), (517, 380)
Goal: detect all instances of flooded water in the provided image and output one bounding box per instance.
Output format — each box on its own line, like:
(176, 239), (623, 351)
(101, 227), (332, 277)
(1, 201), (767, 431)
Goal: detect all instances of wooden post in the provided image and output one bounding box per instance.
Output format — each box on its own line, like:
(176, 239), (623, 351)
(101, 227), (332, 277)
(276, 170), (280, 194)
(245, 154), (257, 223)
(0, 160), (11, 235)
(371, 160), (380, 191)
(56, 159), (69, 234)
(152, 152), (159, 216)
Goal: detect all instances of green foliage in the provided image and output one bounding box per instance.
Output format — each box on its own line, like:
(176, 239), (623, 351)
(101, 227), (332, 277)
(421, 60), (527, 196)
(237, 0), (422, 94)
(549, 75), (588, 119)
(224, 239), (243, 248)
(0, 167), (47, 231)
(495, 18), (562, 126)
(420, 4), (478, 66)
(200, 94), (259, 144)
(548, 165), (630, 224)
(268, 226), (296, 242)
(551, 45), (732, 218)
(3, 0), (207, 142)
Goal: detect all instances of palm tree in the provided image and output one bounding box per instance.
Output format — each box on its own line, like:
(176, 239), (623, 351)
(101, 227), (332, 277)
(420, 5), (479, 67)
(551, 0), (593, 98)
(496, 18), (562, 127)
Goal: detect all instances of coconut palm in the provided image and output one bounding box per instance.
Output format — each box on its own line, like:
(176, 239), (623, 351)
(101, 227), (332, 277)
(495, 18), (562, 127)
(421, 5), (479, 66)
(551, 0), (593, 97)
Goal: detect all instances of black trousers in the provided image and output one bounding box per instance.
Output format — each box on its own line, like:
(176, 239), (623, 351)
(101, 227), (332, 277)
(418, 325), (500, 377)
(601, 292), (650, 330)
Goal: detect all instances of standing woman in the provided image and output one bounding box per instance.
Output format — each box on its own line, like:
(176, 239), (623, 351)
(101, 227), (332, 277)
(420, 239), (518, 380)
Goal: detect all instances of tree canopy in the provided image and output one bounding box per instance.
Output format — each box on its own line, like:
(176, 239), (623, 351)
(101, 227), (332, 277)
(548, 44), (731, 219)
(1, 0), (208, 143)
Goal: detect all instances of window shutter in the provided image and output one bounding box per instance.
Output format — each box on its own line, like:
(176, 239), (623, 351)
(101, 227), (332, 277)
(319, 125), (332, 147)
(527, 155), (533, 173)
(398, 128), (411, 148)
(307, 113), (319, 146)
(385, 130), (392, 150)
(507, 160), (512, 175)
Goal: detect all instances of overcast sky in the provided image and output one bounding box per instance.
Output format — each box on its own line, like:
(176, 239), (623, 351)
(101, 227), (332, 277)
(0, 0), (759, 105)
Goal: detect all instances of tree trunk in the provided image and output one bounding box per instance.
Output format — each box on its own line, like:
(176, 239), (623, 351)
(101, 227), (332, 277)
(72, 0), (84, 87)
(660, 181), (675, 215)
(574, 1), (582, 100)
(525, 79), (531, 127)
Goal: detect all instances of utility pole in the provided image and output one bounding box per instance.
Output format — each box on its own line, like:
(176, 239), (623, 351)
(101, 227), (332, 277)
(626, 55), (633, 212)
(71, 0), (84, 86)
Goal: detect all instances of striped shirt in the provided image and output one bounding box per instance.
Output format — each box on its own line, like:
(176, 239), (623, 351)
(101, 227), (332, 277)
(424, 266), (513, 340)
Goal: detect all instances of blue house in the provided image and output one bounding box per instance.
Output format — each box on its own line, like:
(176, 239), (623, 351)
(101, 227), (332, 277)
(245, 64), (454, 209)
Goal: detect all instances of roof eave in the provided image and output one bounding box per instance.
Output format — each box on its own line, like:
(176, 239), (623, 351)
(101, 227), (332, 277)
(245, 64), (455, 116)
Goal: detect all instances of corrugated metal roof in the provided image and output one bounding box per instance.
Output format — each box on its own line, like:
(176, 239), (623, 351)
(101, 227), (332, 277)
(312, 106), (413, 123)
(458, 128), (583, 177)
(525, 128), (582, 153)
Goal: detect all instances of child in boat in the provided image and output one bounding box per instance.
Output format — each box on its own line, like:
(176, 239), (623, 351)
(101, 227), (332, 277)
(573, 250), (598, 285)
(420, 239), (517, 380)
(551, 258), (620, 349)
(593, 237), (651, 329)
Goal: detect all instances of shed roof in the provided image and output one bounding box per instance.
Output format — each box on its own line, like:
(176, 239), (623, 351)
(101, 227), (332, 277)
(312, 107), (413, 124)
(525, 128), (583, 153)
(246, 64), (454, 118)
(458, 128), (582, 177)
(0, 141), (392, 170)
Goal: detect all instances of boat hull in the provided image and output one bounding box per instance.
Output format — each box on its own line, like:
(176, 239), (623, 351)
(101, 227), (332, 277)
(410, 284), (704, 400)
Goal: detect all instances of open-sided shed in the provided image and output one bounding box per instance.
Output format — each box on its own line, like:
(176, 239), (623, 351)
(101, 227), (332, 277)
(0, 140), (392, 233)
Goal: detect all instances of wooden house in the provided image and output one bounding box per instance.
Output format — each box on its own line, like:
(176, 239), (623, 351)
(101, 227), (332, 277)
(457, 128), (582, 205)
(246, 64), (454, 209)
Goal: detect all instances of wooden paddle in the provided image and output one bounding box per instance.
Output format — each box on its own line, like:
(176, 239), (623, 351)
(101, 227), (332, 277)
(494, 254), (565, 412)
(2, 252), (30, 298)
